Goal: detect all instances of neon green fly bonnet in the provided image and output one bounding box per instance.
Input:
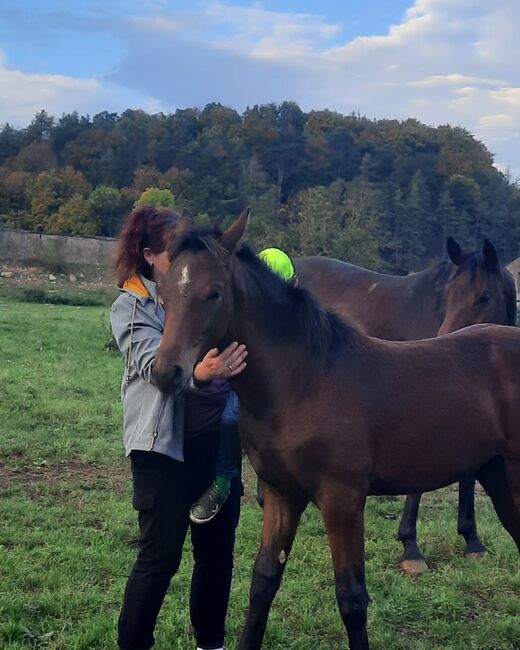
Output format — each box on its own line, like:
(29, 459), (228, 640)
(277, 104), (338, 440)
(258, 248), (295, 281)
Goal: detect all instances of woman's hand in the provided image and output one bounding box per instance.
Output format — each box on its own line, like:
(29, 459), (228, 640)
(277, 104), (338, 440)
(193, 342), (248, 383)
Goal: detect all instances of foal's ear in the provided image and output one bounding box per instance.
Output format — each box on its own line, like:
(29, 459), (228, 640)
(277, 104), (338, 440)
(446, 237), (465, 266)
(482, 238), (498, 271)
(220, 207), (250, 253)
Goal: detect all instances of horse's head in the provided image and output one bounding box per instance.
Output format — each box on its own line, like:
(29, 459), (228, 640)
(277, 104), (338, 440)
(438, 237), (517, 335)
(152, 209), (249, 392)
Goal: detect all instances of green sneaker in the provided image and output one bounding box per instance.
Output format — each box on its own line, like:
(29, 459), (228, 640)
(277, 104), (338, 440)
(190, 484), (230, 524)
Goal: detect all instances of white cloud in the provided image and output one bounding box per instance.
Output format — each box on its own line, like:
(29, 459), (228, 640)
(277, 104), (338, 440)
(409, 74), (507, 89)
(0, 51), (165, 127)
(4, 1), (520, 174)
(0, 61), (101, 125)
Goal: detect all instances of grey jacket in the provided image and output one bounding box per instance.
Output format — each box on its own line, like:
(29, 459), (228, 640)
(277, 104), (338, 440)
(110, 275), (187, 461)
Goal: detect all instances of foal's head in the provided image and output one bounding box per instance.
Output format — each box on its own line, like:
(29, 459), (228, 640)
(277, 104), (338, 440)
(152, 210), (249, 390)
(438, 237), (517, 335)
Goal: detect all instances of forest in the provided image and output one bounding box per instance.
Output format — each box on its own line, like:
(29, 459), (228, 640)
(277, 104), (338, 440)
(1, 102), (519, 273)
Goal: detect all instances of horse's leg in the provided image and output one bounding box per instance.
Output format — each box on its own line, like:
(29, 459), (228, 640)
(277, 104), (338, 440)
(321, 491), (369, 650)
(239, 484), (307, 650)
(457, 477), (488, 558)
(476, 457), (520, 553)
(397, 493), (429, 576)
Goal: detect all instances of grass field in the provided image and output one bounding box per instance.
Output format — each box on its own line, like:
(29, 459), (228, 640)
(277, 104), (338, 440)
(0, 298), (518, 650)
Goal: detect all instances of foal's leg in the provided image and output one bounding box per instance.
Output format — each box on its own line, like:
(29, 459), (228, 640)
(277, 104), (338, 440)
(457, 477), (488, 558)
(397, 493), (429, 576)
(322, 492), (370, 650)
(239, 485), (307, 650)
(476, 457), (520, 553)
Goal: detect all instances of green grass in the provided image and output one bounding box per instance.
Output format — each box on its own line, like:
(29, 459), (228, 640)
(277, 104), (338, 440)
(0, 285), (117, 307)
(0, 299), (519, 649)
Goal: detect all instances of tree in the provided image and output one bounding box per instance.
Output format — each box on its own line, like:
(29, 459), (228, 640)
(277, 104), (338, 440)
(9, 141), (56, 173)
(287, 185), (336, 256)
(287, 180), (383, 269)
(135, 187), (175, 209)
(0, 123), (23, 164)
(0, 170), (32, 228)
(133, 166), (161, 194)
(406, 170), (429, 264)
(435, 189), (457, 257)
(47, 193), (101, 236)
(447, 174), (481, 247)
(25, 110), (54, 144)
(333, 179), (382, 269)
(29, 167), (91, 231)
(0, 103), (519, 270)
(89, 186), (121, 236)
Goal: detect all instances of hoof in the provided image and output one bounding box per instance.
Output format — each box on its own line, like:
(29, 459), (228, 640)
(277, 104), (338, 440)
(401, 559), (429, 576)
(465, 551), (487, 561)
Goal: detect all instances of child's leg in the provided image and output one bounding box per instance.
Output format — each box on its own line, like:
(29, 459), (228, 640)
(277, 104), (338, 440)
(215, 390), (240, 488)
(190, 391), (240, 524)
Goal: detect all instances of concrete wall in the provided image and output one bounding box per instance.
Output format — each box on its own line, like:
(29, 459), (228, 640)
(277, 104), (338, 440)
(0, 228), (116, 267)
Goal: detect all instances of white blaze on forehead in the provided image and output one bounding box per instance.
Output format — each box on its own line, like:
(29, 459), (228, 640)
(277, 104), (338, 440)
(178, 264), (190, 294)
(368, 282), (378, 293)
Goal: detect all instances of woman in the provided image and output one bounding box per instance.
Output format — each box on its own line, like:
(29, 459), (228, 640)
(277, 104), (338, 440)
(110, 205), (247, 650)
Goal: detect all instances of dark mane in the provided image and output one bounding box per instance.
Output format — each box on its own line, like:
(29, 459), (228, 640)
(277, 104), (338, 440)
(455, 251), (487, 281)
(235, 244), (366, 363)
(425, 259), (454, 292)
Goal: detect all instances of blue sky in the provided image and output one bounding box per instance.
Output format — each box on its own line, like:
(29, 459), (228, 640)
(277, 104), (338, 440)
(1, 1), (519, 176)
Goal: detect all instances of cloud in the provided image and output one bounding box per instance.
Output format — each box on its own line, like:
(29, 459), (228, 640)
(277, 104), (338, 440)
(0, 51), (163, 126)
(0, 57), (100, 125)
(409, 74), (507, 89)
(107, 5), (334, 109)
(3, 1), (520, 175)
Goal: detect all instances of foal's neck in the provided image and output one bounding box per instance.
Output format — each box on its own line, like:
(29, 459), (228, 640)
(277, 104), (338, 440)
(225, 251), (355, 417)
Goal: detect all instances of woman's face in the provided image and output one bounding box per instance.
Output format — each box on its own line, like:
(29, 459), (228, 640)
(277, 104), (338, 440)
(143, 249), (170, 283)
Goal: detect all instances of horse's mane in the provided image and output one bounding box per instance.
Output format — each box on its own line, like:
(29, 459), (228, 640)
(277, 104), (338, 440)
(168, 227), (366, 364)
(234, 244), (366, 363)
(428, 259), (453, 286)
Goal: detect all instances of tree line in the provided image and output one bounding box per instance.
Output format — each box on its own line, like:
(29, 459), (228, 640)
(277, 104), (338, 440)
(1, 102), (519, 272)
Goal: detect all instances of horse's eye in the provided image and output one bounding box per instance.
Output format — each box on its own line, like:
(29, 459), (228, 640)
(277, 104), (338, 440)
(207, 290), (222, 302)
(478, 291), (492, 305)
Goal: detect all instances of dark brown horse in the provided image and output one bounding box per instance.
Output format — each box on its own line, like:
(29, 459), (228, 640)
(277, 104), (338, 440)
(154, 212), (520, 650)
(295, 238), (517, 574)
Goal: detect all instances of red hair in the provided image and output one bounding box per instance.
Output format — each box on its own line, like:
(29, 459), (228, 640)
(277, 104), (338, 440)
(115, 206), (180, 287)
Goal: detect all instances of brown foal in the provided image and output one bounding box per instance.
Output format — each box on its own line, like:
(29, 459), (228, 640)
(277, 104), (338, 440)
(153, 212), (520, 650)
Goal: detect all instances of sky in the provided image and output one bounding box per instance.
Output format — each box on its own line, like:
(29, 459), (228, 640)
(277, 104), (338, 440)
(1, 0), (519, 177)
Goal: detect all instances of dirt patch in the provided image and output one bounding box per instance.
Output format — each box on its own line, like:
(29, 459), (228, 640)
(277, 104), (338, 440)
(0, 456), (129, 487)
(0, 262), (114, 292)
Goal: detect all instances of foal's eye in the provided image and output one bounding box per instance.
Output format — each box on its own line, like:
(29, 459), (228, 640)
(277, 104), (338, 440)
(478, 291), (492, 305)
(207, 290), (222, 302)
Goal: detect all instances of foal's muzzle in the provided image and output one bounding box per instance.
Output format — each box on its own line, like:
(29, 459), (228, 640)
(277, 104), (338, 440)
(152, 358), (185, 393)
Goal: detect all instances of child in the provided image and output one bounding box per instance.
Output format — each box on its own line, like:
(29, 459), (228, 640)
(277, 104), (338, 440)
(189, 248), (296, 523)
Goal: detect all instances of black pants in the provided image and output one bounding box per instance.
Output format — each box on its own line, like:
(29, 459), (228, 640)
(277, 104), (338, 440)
(118, 432), (241, 650)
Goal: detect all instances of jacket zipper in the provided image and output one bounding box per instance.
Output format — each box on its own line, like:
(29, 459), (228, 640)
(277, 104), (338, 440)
(149, 399), (167, 450)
